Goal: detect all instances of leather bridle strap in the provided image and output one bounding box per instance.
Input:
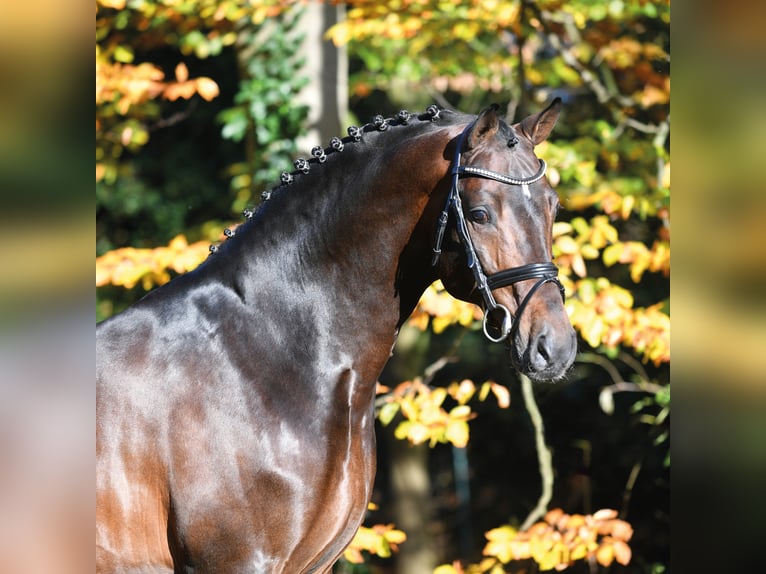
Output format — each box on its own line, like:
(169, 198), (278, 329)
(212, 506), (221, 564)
(486, 262), (563, 292)
(432, 119), (565, 343)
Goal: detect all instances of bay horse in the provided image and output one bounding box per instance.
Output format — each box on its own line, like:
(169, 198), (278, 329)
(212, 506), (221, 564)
(96, 99), (577, 573)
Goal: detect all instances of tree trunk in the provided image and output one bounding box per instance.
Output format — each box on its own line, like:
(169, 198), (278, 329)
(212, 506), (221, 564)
(294, 2), (348, 151)
(387, 433), (438, 574)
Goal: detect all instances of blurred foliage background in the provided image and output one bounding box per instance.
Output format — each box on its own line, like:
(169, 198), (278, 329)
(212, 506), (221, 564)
(96, 1), (670, 572)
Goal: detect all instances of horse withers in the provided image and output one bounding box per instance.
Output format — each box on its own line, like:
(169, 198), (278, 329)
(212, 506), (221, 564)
(96, 100), (576, 573)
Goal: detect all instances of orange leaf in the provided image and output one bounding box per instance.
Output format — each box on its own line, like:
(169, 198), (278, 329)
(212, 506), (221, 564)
(489, 382), (510, 408)
(196, 77), (220, 101)
(592, 508), (618, 521)
(612, 539), (632, 565)
(175, 62), (189, 82)
(610, 519), (634, 541)
(544, 508), (565, 525)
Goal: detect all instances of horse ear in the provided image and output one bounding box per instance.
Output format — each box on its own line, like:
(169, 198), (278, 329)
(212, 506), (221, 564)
(515, 97), (562, 146)
(466, 103), (501, 149)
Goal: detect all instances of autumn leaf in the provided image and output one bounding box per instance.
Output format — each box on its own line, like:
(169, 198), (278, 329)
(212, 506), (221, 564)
(445, 419), (470, 448)
(612, 539), (633, 565)
(481, 509), (633, 571)
(484, 526), (519, 564)
(175, 62), (189, 82)
(448, 379), (476, 405)
(195, 77), (220, 101)
(595, 540), (615, 567)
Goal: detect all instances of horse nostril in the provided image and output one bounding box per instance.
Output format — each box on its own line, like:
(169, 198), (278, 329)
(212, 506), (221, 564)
(537, 336), (550, 362)
(529, 333), (552, 371)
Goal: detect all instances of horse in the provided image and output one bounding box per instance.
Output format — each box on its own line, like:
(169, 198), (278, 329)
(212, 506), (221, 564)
(96, 99), (577, 573)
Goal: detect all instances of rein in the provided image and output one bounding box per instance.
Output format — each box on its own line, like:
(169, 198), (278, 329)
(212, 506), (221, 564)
(432, 121), (565, 343)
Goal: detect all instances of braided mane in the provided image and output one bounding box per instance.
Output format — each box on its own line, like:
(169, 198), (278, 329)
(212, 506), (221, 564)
(208, 105), (462, 254)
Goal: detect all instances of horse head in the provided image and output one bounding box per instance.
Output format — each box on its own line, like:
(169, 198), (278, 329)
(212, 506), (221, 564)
(433, 99), (577, 381)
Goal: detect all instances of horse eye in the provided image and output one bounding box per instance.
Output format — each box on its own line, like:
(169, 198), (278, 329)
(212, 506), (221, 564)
(470, 208), (490, 224)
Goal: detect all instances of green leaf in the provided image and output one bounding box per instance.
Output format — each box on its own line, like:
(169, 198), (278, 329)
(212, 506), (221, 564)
(378, 402), (401, 426)
(219, 111), (248, 142)
(113, 45), (134, 63)
(599, 388), (615, 415)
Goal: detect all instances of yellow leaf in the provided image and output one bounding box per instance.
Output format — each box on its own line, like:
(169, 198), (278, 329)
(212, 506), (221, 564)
(400, 397), (418, 420)
(630, 254), (651, 282)
(484, 526), (519, 563)
(431, 387), (448, 407)
(384, 527), (407, 545)
(552, 221), (572, 237)
(554, 235), (579, 255)
(393, 420), (411, 441)
(580, 243), (599, 259)
(449, 379), (475, 404)
(418, 404), (442, 426)
(406, 422), (430, 444)
(570, 542), (588, 560)
(374, 536), (391, 557)
(445, 420), (469, 447)
(602, 243), (622, 267)
(432, 315), (451, 334)
(621, 194), (635, 219)
(571, 253), (587, 278)
(595, 542), (615, 567)
(582, 315), (605, 349)
(326, 21), (351, 46)
(342, 547), (364, 563)
(168, 234), (188, 250)
(449, 405), (472, 420)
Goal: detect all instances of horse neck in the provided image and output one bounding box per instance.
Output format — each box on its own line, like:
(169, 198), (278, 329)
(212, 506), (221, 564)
(211, 123), (459, 350)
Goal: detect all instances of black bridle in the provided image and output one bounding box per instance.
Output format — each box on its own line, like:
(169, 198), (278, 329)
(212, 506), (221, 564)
(432, 121), (565, 343)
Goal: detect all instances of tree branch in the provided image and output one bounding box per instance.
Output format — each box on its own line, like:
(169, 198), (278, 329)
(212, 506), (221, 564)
(529, 6), (631, 107)
(519, 374), (554, 531)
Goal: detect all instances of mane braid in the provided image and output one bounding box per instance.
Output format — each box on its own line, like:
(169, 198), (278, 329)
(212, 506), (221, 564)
(208, 104), (452, 256)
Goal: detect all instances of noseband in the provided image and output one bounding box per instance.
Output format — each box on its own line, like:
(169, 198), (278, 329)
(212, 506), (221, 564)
(432, 121), (565, 343)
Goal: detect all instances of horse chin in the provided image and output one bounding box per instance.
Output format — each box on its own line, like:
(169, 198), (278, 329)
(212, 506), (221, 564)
(517, 361), (570, 383)
(509, 352), (569, 382)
